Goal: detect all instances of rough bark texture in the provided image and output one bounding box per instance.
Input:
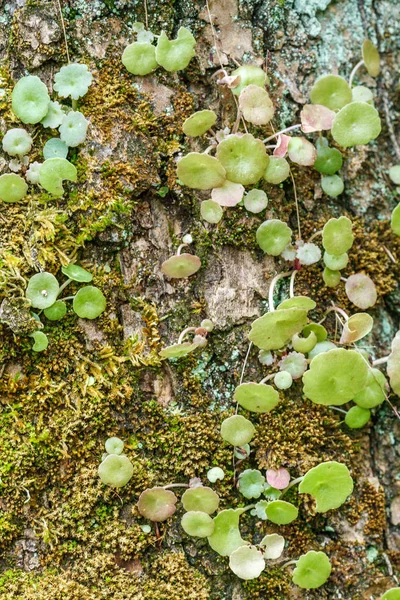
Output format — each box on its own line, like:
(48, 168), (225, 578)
(0, 0), (399, 599)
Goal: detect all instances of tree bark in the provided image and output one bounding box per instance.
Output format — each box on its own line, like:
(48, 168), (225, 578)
(0, 0), (399, 599)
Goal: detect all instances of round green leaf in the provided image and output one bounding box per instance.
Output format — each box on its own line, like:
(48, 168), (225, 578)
(264, 156), (290, 184)
(391, 203), (400, 236)
(302, 348), (368, 406)
(183, 110), (217, 137)
(207, 508), (247, 556)
(323, 251), (348, 271)
(239, 85), (274, 125)
(292, 331), (317, 354)
(234, 382), (279, 413)
(216, 133), (269, 185)
(161, 254), (201, 278)
(159, 342), (200, 359)
(302, 323), (327, 343)
(299, 461), (354, 512)
(155, 27), (196, 71)
(39, 158), (77, 196)
(277, 296), (316, 311)
(2, 128), (33, 157)
(59, 111), (89, 147)
(322, 216), (354, 255)
(122, 42), (158, 75)
(177, 153), (226, 190)
(98, 454), (134, 488)
(30, 331), (49, 352)
(43, 138), (68, 160)
(321, 174), (344, 197)
(12, 75), (50, 124)
(61, 264), (93, 282)
(279, 351), (307, 379)
(72, 286), (106, 319)
(309, 75), (352, 110)
(362, 40), (380, 77)
(54, 63), (93, 99)
(238, 469), (266, 499)
(229, 545), (265, 580)
(353, 368), (387, 409)
(323, 267), (341, 287)
(256, 219), (292, 255)
(181, 486), (219, 515)
(200, 200), (223, 224)
(181, 511), (214, 537)
(249, 308), (308, 351)
(0, 174), (28, 203)
(266, 500), (298, 525)
(352, 85), (374, 104)
(26, 272), (60, 309)
(313, 145), (343, 175)
(43, 300), (67, 321)
(292, 551), (331, 589)
(137, 486), (177, 521)
(244, 189), (268, 214)
(288, 137), (316, 166)
(389, 166), (400, 185)
(381, 589), (400, 600)
(345, 405), (371, 429)
(231, 65), (268, 96)
(220, 415), (255, 446)
(105, 437), (124, 455)
(331, 102), (381, 147)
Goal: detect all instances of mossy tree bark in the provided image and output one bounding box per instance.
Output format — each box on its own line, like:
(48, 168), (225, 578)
(0, 0), (399, 599)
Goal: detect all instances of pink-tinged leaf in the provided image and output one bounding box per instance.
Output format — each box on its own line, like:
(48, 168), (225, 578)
(345, 273), (377, 309)
(387, 330), (400, 396)
(273, 134), (291, 158)
(300, 104), (335, 133)
(339, 313), (373, 345)
(266, 467), (290, 490)
(288, 137), (317, 166)
(211, 179), (245, 207)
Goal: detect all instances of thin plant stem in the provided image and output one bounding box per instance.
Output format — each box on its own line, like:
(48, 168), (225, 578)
(163, 483), (189, 490)
(372, 356), (389, 366)
(281, 560), (298, 569)
(177, 327), (197, 344)
(241, 504), (255, 513)
(329, 406), (347, 415)
(235, 341), (253, 415)
(281, 476), (304, 494)
(382, 245), (397, 264)
(308, 230), (323, 243)
(259, 374), (274, 385)
(176, 243), (188, 256)
(325, 305), (349, 322)
(60, 295), (74, 301)
(58, 278), (72, 296)
(56, 0), (70, 64)
(289, 170), (302, 241)
(206, 0), (223, 69)
(269, 270), (293, 312)
(348, 59), (364, 88)
(144, 0), (149, 29)
(289, 270), (297, 298)
(263, 124), (301, 144)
